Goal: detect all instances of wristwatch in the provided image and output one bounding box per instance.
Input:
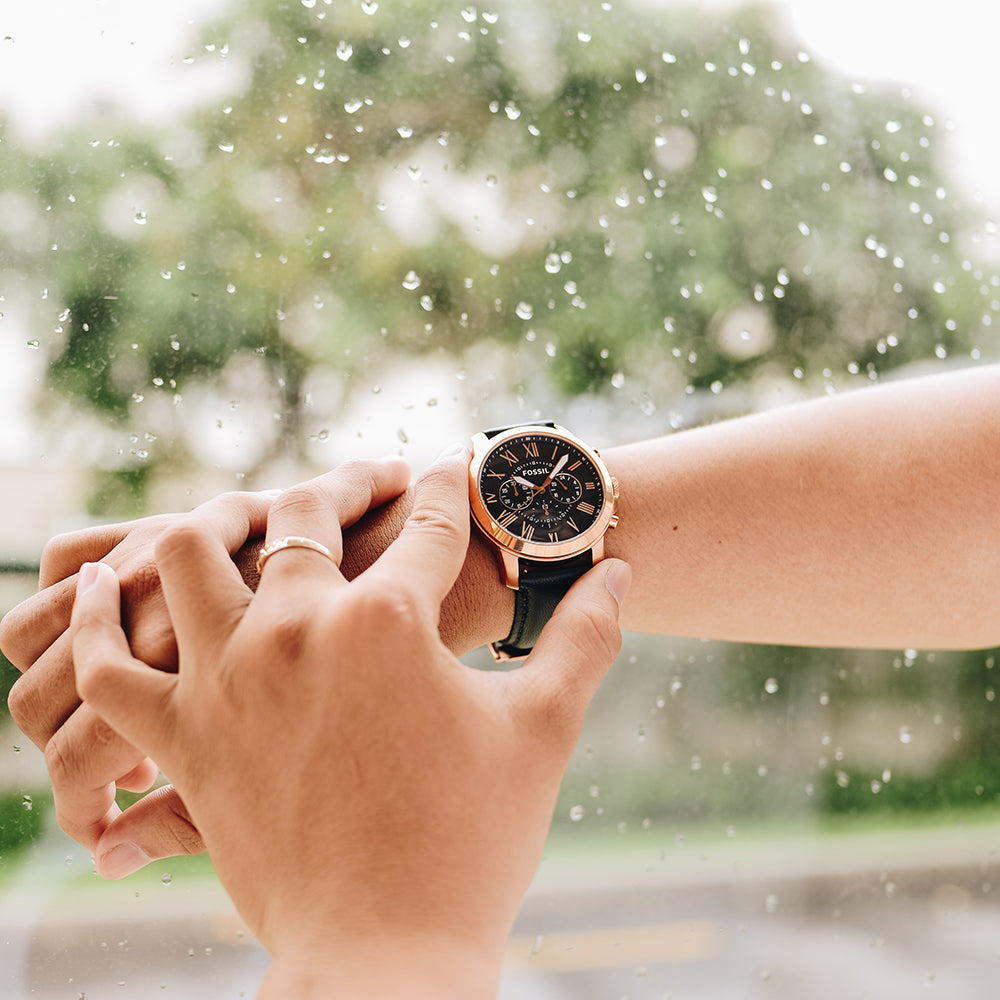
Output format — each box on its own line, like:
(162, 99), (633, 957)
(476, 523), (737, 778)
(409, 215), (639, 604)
(469, 422), (620, 660)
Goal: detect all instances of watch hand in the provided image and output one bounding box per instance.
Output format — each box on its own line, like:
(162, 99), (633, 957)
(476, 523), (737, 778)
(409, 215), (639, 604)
(535, 453), (569, 495)
(513, 476), (535, 488)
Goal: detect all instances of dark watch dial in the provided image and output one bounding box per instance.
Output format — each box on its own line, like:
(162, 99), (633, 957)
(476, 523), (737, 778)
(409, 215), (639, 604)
(477, 432), (605, 544)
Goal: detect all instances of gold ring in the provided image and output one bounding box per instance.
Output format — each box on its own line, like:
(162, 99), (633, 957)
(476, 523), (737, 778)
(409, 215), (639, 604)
(256, 535), (337, 576)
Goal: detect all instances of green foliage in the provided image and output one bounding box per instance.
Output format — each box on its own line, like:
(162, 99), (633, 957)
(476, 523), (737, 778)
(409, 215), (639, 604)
(822, 759), (1000, 817)
(0, 790), (48, 863)
(2, 1), (994, 513)
(0, 649), (18, 712)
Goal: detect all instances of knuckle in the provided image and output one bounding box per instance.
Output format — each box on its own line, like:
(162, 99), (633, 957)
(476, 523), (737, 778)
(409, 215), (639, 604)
(163, 800), (204, 856)
(570, 600), (623, 664)
(38, 531), (77, 580)
(359, 581), (422, 626)
(6, 675), (43, 737)
(43, 729), (80, 789)
(264, 608), (312, 663)
(153, 520), (209, 567)
(406, 503), (461, 544)
(269, 480), (331, 521)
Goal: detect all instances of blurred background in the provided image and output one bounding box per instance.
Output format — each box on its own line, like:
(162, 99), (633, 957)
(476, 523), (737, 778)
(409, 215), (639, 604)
(2, 1), (999, 996)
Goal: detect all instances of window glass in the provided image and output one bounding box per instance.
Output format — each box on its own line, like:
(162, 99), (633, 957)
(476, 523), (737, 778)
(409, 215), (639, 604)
(1, 2), (998, 996)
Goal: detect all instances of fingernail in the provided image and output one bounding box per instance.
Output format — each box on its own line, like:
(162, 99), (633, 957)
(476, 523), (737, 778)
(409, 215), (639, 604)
(77, 562), (101, 596)
(436, 442), (469, 462)
(604, 560), (632, 609)
(97, 842), (153, 880)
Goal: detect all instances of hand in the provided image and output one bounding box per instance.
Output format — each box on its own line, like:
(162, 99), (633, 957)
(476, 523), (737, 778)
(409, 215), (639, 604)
(70, 449), (629, 997)
(0, 491), (274, 863)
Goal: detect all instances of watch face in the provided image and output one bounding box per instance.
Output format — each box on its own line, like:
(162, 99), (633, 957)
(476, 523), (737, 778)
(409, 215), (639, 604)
(473, 428), (609, 550)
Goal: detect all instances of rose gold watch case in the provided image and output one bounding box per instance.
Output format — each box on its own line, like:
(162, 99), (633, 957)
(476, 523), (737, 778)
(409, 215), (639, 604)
(468, 423), (620, 589)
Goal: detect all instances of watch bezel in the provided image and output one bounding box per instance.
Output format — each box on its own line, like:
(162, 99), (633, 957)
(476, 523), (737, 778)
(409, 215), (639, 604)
(469, 423), (618, 562)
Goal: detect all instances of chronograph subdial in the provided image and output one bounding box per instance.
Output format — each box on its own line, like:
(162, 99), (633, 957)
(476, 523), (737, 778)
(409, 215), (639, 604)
(499, 476), (534, 510)
(547, 473), (583, 505)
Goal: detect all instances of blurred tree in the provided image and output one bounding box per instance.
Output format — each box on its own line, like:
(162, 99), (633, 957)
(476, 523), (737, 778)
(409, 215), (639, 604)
(2, 0), (994, 512)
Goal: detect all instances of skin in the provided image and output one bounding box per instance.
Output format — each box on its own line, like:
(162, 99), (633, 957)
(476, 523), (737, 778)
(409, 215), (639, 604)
(2, 362), (1000, 876)
(69, 449), (630, 998)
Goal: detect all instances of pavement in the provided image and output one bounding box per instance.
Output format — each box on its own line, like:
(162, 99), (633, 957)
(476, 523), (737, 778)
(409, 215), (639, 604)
(3, 818), (1000, 999)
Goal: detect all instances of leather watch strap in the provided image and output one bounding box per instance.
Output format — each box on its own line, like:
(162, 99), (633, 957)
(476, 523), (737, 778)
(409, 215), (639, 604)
(491, 551), (594, 660)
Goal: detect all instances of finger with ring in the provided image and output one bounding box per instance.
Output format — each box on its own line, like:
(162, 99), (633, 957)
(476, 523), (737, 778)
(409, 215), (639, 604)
(255, 536), (337, 576)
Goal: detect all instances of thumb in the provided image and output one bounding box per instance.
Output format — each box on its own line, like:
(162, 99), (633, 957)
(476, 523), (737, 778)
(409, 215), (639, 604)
(94, 785), (205, 880)
(72, 562), (177, 760)
(513, 559), (630, 747)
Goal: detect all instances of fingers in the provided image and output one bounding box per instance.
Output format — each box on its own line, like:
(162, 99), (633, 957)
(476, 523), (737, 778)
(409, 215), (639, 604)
(0, 577), (76, 675)
(6, 631), (78, 749)
(44, 701), (156, 850)
(39, 524), (133, 590)
(258, 457), (411, 592)
(512, 559), (631, 750)
(94, 785), (205, 880)
(72, 562), (177, 759)
(366, 444), (471, 613)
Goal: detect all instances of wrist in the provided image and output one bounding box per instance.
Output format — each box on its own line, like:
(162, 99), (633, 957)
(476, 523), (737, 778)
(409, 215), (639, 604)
(259, 933), (501, 1000)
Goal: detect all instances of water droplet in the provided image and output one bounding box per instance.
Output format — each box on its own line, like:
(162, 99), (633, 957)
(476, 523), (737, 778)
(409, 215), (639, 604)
(161, 873), (173, 885)
(402, 270), (421, 290)
(515, 301), (533, 320)
(336, 41), (353, 61)
(764, 677), (779, 694)
(134, 212), (148, 225)
(614, 189), (631, 208)
(396, 125), (413, 138)
(361, 0), (378, 12)
(899, 726), (912, 745)
(544, 253), (562, 274)
(26, 339), (39, 349)
(218, 142), (235, 153)
(569, 804), (585, 821)
(577, 30), (592, 42)
(419, 294), (433, 311)
(21, 794), (32, 811)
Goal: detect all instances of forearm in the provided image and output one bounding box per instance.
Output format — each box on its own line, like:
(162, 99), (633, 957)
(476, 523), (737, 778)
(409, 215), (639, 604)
(604, 365), (1000, 649)
(236, 365), (1000, 653)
